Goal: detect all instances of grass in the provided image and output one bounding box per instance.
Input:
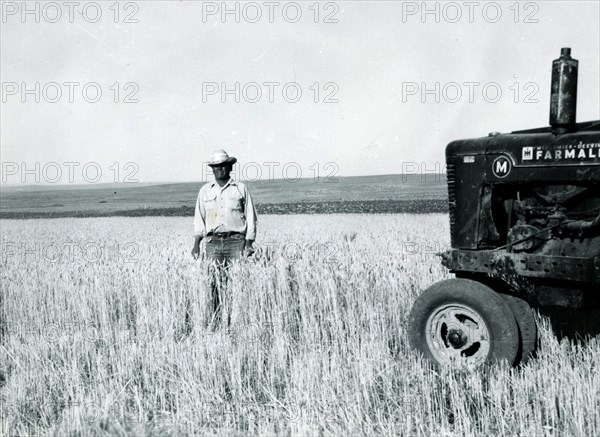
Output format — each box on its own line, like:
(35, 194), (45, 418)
(1, 215), (599, 436)
(0, 174), (447, 218)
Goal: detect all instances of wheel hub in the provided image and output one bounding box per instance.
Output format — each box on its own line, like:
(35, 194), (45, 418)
(447, 329), (467, 348)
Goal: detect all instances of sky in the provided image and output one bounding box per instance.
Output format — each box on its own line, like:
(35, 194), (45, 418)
(1, 0), (599, 185)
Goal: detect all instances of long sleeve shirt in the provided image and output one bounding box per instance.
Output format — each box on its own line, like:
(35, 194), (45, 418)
(194, 179), (257, 240)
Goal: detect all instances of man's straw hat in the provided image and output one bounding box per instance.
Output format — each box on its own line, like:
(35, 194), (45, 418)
(207, 149), (237, 167)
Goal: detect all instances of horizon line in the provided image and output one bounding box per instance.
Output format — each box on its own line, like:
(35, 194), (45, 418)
(0, 172), (448, 190)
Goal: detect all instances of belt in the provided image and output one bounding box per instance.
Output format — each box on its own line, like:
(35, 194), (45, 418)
(207, 231), (244, 238)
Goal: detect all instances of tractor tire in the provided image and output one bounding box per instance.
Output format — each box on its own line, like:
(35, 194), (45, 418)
(500, 294), (537, 365)
(408, 278), (520, 369)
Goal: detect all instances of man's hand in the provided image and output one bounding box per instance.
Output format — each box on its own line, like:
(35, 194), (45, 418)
(244, 239), (255, 257)
(192, 236), (203, 260)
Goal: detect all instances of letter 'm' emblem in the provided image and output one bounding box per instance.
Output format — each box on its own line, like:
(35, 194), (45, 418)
(492, 156), (512, 178)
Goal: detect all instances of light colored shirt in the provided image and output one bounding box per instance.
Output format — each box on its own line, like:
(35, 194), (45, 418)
(194, 178), (257, 240)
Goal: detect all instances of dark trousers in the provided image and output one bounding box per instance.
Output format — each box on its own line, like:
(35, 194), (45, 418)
(204, 234), (245, 328)
(206, 233), (246, 265)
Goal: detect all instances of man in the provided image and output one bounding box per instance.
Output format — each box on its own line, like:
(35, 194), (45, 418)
(191, 149), (258, 326)
(192, 149), (257, 260)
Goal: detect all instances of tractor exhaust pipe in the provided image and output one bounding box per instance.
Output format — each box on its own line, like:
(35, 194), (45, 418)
(550, 47), (578, 132)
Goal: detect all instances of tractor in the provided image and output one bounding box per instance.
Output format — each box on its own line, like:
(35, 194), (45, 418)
(407, 48), (600, 368)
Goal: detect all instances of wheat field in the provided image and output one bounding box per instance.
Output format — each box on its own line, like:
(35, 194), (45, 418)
(1, 215), (599, 436)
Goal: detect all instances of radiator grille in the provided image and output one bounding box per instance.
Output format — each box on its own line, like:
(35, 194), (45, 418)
(446, 162), (456, 246)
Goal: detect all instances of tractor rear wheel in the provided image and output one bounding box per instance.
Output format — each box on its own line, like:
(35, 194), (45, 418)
(500, 294), (537, 365)
(408, 278), (520, 368)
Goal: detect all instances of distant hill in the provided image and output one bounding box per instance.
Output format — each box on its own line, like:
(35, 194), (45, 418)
(0, 174), (448, 218)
